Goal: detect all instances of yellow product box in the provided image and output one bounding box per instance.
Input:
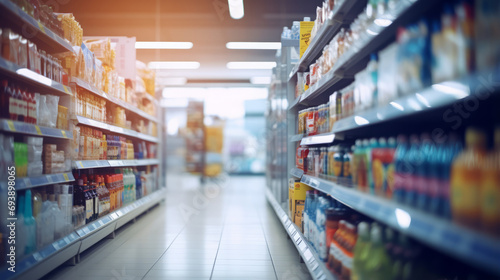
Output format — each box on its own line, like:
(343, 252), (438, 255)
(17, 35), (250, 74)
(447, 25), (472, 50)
(300, 21), (315, 58)
(289, 178), (295, 218)
(291, 182), (313, 224)
(294, 201), (305, 228)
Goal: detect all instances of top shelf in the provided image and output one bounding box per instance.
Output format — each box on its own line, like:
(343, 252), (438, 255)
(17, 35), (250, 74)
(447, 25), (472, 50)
(288, 0), (368, 80)
(70, 78), (158, 123)
(0, 0), (74, 54)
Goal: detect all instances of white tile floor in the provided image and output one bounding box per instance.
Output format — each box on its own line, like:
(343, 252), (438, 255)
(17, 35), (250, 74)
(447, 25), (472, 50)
(41, 175), (312, 280)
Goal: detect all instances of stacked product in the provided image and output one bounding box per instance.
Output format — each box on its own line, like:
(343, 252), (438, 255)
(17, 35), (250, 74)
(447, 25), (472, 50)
(43, 144), (68, 174)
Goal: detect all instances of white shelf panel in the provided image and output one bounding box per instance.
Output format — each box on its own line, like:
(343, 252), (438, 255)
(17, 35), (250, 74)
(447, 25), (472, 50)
(300, 174), (500, 276)
(300, 133), (335, 146)
(74, 115), (158, 143)
(266, 189), (336, 280)
(73, 159), (159, 170)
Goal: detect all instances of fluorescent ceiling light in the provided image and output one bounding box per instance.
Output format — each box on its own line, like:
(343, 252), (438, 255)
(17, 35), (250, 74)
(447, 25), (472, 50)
(228, 0), (244, 19)
(156, 77), (188, 85)
(226, 42), (281, 50)
(148, 61), (200, 70)
(250, 76), (272, 84)
(227, 61), (276, 69)
(135, 41), (193, 49)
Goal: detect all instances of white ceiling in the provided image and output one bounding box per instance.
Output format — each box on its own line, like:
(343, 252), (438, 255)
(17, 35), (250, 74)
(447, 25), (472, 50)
(61, 0), (317, 87)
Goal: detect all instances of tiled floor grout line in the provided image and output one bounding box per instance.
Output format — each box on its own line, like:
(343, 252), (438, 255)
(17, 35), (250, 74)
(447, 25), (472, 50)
(209, 178), (230, 280)
(258, 200), (280, 280)
(139, 213), (188, 280)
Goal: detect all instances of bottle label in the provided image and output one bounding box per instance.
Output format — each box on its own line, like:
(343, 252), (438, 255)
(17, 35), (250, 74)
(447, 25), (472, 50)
(318, 229), (327, 261)
(9, 97), (17, 118)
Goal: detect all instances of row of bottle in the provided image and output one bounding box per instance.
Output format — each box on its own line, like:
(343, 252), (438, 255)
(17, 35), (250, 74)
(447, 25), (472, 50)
(74, 89), (107, 123)
(6, 186), (74, 260)
(73, 169), (140, 225)
(75, 125), (138, 161)
(296, 145), (353, 180)
(301, 190), (489, 280)
(298, 127), (500, 236)
(1, 80), (38, 124)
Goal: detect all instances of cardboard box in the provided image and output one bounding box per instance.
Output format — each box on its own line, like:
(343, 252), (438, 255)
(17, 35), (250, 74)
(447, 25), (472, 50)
(291, 182), (313, 224)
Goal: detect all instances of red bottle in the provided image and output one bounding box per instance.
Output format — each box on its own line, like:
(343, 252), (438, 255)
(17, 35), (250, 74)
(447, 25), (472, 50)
(1, 80), (10, 119)
(29, 92), (37, 124)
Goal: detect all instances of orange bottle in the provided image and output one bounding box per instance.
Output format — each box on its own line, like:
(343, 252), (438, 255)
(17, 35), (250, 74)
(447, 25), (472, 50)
(450, 128), (487, 228)
(480, 128), (500, 235)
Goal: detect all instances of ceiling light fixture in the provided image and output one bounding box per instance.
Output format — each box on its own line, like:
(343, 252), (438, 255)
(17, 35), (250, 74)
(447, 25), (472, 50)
(226, 61), (276, 69)
(228, 0), (244, 19)
(250, 76), (272, 84)
(226, 42), (281, 50)
(156, 77), (188, 85)
(135, 41), (193, 49)
(148, 61), (200, 70)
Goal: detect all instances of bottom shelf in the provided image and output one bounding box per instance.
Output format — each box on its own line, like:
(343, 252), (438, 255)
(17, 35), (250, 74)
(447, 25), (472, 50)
(2, 188), (166, 280)
(266, 188), (336, 280)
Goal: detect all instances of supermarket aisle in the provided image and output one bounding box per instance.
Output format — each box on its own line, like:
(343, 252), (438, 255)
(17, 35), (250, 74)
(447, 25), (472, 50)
(43, 175), (311, 280)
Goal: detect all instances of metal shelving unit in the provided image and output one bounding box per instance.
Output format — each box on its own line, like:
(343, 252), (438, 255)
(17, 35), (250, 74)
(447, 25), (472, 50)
(298, 173), (500, 276)
(268, 0), (500, 279)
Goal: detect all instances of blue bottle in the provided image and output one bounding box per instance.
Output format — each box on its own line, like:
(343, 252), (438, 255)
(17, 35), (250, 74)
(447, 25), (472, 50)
(405, 135), (420, 207)
(393, 135), (409, 203)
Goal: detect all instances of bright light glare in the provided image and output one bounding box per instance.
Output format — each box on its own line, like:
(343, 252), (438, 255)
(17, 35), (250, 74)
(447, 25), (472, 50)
(228, 0), (244, 19)
(354, 116), (370, 125)
(432, 82), (470, 99)
(374, 18), (393, 27)
(167, 119), (180, 135)
(416, 93), (431, 108)
(390, 101), (405, 111)
(135, 41), (193, 49)
(16, 68), (53, 86)
(395, 208), (411, 229)
(227, 61), (277, 69)
(226, 42), (281, 50)
(148, 61), (200, 70)
(250, 76), (272, 84)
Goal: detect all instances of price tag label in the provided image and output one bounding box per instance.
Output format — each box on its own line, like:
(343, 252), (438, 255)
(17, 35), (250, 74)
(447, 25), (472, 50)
(64, 237), (70, 244)
(61, 130), (67, 138)
(63, 173), (69, 181)
(78, 161), (84, 168)
(7, 120), (15, 131)
(53, 242), (61, 250)
(35, 125), (42, 135)
(37, 22), (46, 33)
(62, 85), (70, 94)
(47, 175), (53, 183)
(32, 252), (42, 261)
(98, 220), (104, 226)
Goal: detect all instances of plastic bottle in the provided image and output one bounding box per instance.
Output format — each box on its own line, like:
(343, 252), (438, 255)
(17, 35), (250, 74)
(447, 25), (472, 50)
(405, 135), (420, 207)
(416, 133), (435, 211)
(364, 223), (392, 280)
(303, 191), (311, 239)
(16, 192), (27, 257)
(367, 53), (378, 109)
(291, 21), (300, 40)
(309, 191), (318, 247)
(451, 128), (486, 227)
(24, 189), (37, 254)
(480, 128), (500, 235)
(352, 222), (370, 280)
(368, 138), (379, 194)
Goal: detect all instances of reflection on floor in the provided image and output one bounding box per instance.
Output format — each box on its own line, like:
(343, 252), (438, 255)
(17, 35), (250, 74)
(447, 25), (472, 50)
(42, 175), (312, 280)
